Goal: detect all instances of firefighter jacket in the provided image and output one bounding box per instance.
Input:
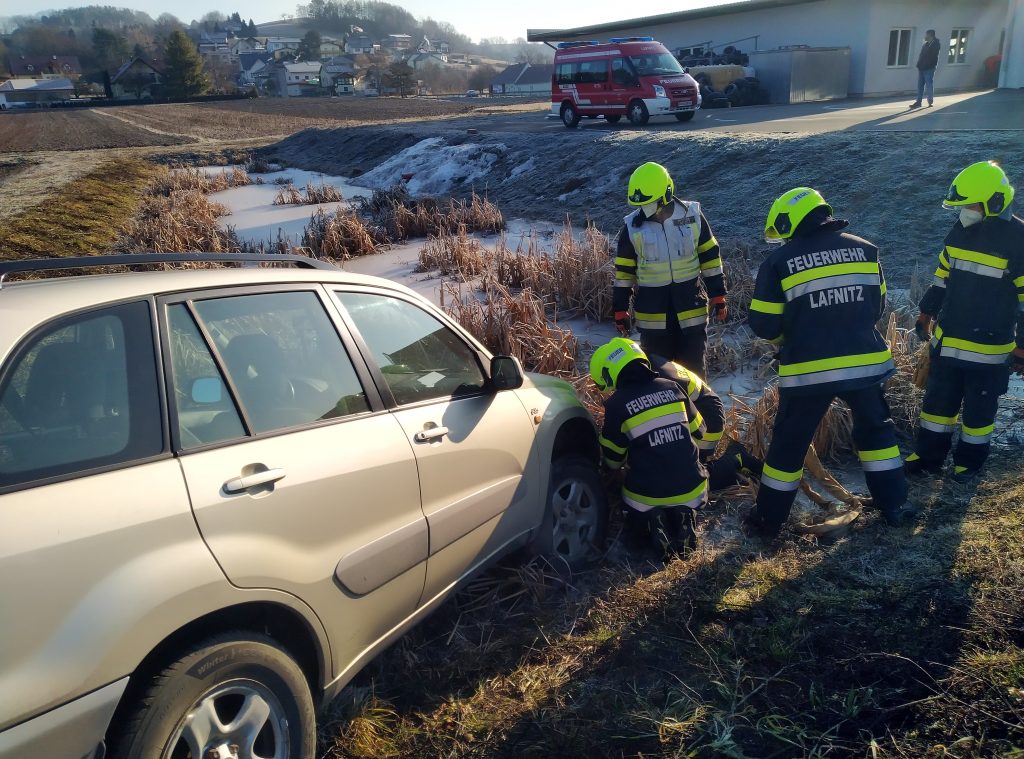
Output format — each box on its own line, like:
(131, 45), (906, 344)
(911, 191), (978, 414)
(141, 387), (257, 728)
(919, 213), (1024, 367)
(748, 219), (895, 396)
(648, 354), (725, 454)
(599, 361), (709, 512)
(613, 198), (726, 331)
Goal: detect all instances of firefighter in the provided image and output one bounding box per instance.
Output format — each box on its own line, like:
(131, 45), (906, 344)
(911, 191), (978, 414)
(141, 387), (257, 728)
(907, 161), (1024, 482)
(644, 347), (764, 488)
(590, 338), (709, 556)
(746, 187), (913, 535)
(613, 162), (728, 379)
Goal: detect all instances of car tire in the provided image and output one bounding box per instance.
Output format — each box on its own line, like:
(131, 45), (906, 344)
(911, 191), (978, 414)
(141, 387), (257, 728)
(605, 114), (622, 124)
(675, 111), (696, 122)
(560, 102), (581, 128)
(627, 99), (649, 126)
(109, 633), (315, 759)
(529, 456), (608, 571)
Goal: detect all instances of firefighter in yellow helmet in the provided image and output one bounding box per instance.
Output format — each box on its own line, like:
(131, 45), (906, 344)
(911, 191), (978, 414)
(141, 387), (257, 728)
(907, 161), (1024, 483)
(590, 338), (708, 557)
(746, 187), (912, 536)
(612, 162), (727, 379)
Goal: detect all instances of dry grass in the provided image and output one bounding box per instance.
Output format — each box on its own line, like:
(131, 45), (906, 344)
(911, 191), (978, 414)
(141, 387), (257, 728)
(359, 186), (504, 242)
(273, 182), (344, 205)
(149, 166), (253, 196)
(115, 189), (241, 254)
(300, 208), (381, 259)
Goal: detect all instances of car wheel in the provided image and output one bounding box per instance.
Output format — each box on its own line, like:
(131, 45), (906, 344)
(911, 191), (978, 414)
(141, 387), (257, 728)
(560, 102), (581, 128)
(627, 100), (649, 126)
(110, 633), (315, 759)
(675, 111), (696, 122)
(605, 114), (622, 124)
(530, 456), (608, 570)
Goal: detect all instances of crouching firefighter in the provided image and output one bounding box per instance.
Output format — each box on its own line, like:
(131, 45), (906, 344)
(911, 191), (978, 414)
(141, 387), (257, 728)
(746, 187), (912, 535)
(590, 339), (708, 556)
(908, 161), (1024, 483)
(644, 347), (764, 488)
(613, 161), (728, 379)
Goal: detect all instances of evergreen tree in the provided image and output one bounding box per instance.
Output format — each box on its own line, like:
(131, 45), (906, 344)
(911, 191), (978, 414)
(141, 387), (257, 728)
(384, 61), (414, 97)
(163, 30), (210, 98)
(92, 27), (128, 70)
(297, 29), (322, 61)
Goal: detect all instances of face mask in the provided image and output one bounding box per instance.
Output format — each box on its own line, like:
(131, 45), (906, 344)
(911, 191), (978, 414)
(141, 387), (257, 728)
(959, 208), (984, 227)
(641, 201), (660, 218)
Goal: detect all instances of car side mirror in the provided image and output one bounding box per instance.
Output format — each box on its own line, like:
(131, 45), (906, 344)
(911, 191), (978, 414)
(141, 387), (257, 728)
(191, 377), (224, 404)
(490, 355), (524, 391)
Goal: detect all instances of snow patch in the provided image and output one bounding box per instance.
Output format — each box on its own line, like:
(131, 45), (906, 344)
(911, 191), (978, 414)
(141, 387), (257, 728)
(354, 137), (505, 196)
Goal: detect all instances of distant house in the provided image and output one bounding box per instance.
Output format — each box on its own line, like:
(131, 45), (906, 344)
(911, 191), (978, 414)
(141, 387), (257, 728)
(344, 33), (377, 54)
(319, 40), (343, 58)
(238, 51), (274, 86)
(406, 51), (449, 69)
(321, 56), (357, 94)
(0, 77), (74, 104)
(383, 33), (413, 51)
(109, 58), (163, 99)
(230, 37), (265, 56)
(490, 62), (553, 94)
(8, 55), (82, 81)
(266, 37), (303, 53)
(272, 60), (322, 96)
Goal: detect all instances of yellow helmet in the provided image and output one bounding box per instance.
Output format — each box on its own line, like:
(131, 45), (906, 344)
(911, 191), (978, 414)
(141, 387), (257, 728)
(942, 161), (1015, 216)
(764, 187), (832, 243)
(627, 162), (674, 206)
(589, 337), (649, 391)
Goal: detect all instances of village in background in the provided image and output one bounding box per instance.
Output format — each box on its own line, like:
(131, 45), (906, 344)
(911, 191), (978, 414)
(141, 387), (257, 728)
(0, 1), (558, 106)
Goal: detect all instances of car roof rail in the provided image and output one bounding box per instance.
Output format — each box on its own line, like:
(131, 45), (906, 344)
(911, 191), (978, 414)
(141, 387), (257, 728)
(0, 252), (339, 288)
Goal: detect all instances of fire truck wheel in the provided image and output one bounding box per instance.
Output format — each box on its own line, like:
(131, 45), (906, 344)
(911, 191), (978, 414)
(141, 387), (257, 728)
(627, 100), (650, 126)
(675, 111), (695, 122)
(605, 114), (622, 124)
(560, 102), (581, 128)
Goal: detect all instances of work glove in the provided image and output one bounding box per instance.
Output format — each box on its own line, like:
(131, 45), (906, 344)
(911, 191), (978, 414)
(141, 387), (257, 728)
(1012, 347), (1024, 375)
(914, 313), (934, 341)
(710, 296), (728, 323)
(614, 310), (633, 336)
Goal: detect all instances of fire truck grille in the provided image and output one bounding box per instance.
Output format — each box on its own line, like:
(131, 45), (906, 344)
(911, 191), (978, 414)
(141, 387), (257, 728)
(670, 87), (696, 97)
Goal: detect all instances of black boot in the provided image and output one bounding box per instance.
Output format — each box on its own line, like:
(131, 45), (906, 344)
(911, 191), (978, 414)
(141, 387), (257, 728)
(880, 501), (917, 527)
(904, 455), (942, 478)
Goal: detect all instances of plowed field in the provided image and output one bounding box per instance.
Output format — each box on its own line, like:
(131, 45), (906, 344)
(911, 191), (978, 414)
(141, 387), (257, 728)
(0, 109), (195, 152)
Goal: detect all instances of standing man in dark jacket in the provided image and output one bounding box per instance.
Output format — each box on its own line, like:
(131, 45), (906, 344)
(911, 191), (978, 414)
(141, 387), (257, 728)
(590, 338), (709, 555)
(746, 187), (912, 535)
(911, 29), (940, 109)
(613, 162), (728, 379)
(908, 161), (1024, 483)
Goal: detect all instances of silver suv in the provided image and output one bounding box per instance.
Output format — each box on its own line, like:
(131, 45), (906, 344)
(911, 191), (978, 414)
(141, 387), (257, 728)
(0, 253), (607, 759)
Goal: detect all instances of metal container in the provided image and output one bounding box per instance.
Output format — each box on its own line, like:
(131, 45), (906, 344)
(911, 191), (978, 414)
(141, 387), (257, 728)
(748, 46), (850, 103)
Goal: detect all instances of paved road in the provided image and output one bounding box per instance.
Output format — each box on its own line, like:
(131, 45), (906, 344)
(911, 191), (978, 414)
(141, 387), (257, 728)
(456, 89), (1024, 135)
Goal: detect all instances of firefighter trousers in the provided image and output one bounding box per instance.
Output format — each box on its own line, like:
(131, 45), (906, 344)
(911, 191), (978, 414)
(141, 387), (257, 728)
(640, 320), (708, 379)
(913, 358), (1009, 472)
(754, 384), (907, 533)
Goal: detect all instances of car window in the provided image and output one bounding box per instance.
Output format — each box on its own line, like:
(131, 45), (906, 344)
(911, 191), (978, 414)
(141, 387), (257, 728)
(167, 304), (246, 448)
(334, 291), (486, 405)
(190, 291), (370, 434)
(0, 301), (163, 486)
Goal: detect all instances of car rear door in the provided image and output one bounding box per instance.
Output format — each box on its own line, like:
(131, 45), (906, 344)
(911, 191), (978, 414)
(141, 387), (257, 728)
(162, 286), (428, 678)
(331, 288), (539, 604)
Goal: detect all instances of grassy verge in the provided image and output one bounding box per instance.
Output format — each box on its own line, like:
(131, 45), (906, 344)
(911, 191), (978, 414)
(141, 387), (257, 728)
(321, 454), (1024, 758)
(0, 159), (159, 260)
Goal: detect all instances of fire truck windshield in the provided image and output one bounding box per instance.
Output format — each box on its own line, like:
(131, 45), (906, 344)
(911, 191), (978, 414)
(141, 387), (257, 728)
(628, 53), (685, 77)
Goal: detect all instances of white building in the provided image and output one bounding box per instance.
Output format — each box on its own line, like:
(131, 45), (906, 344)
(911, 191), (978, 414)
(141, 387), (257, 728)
(529, 0), (1021, 97)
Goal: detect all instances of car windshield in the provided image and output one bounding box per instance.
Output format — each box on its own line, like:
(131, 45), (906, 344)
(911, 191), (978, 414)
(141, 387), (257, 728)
(629, 53), (685, 77)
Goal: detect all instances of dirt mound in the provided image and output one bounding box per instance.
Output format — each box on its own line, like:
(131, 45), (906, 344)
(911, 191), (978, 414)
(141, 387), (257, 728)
(261, 122), (1023, 287)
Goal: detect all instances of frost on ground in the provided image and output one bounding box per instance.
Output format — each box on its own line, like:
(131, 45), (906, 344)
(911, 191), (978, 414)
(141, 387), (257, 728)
(265, 124), (1024, 289)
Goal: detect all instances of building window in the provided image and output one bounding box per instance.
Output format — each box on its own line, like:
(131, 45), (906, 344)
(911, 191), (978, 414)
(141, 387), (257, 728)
(949, 28), (970, 64)
(887, 28), (913, 67)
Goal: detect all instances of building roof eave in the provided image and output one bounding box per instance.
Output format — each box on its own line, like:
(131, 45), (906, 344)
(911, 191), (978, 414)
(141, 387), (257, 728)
(526, 0), (826, 41)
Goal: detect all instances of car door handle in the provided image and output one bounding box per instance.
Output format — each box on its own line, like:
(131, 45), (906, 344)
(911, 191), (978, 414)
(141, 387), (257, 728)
(223, 468), (287, 493)
(414, 426), (449, 442)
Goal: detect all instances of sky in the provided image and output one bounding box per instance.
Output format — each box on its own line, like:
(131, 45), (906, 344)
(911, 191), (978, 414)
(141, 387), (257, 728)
(7, 0), (737, 43)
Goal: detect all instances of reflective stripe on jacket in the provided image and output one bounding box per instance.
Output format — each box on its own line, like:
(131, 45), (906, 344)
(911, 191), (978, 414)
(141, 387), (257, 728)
(920, 214), (1024, 367)
(599, 365), (708, 511)
(648, 354), (725, 452)
(748, 219), (894, 395)
(612, 198), (726, 331)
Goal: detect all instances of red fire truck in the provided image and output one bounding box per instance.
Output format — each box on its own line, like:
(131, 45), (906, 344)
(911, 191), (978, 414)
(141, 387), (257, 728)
(551, 37), (701, 128)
